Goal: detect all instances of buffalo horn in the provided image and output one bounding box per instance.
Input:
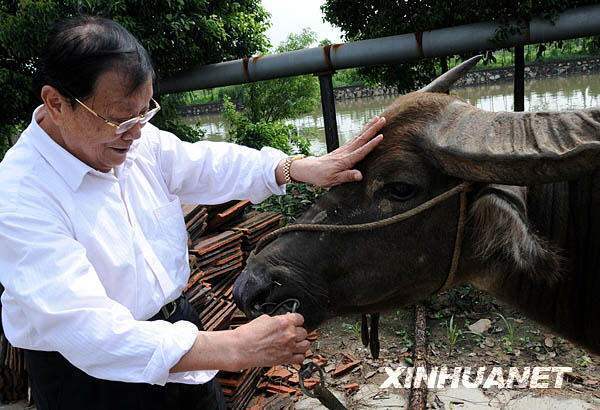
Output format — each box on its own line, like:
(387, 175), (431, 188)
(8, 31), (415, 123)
(418, 55), (482, 93)
(423, 102), (600, 184)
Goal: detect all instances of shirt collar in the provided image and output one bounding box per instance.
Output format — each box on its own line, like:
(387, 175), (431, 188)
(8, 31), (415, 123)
(26, 105), (139, 191)
(117, 134), (139, 180)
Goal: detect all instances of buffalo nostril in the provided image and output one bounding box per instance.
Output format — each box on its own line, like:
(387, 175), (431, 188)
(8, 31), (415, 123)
(233, 269), (273, 316)
(250, 287), (272, 311)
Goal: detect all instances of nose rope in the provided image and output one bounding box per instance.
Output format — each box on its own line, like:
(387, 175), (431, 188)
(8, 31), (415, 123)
(251, 181), (472, 293)
(438, 187), (469, 293)
(256, 299), (348, 409)
(256, 298), (300, 315)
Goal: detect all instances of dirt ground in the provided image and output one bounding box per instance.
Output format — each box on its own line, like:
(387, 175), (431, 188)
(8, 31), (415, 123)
(254, 285), (599, 409)
(5, 286), (597, 409)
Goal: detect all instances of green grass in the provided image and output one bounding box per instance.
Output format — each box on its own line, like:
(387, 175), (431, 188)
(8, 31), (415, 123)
(494, 312), (517, 353)
(342, 320), (361, 339)
(576, 350), (593, 368)
(395, 328), (414, 348)
(445, 315), (462, 356)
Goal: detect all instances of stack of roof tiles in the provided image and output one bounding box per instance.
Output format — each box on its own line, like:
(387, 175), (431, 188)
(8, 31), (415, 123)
(227, 211), (283, 257)
(183, 200), (250, 332)
(216, 315), (266, 409)
(183, 200), (253, 246)
(186, 230), (244, 331)
(182, 204), (208, 245)
(183, 203), (284, 333)
(205, 201), (252, 233)
(220, 366), (264, 409)
(181, 201), (285, 409)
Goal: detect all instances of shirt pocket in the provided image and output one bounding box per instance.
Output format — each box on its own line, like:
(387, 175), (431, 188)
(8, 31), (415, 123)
(152, 196), (187, 247)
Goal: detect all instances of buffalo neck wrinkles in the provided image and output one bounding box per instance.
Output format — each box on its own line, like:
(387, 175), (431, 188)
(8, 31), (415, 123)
(494, 174), (600, 354)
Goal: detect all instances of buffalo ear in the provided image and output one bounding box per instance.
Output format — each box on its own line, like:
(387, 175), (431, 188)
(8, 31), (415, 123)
(469, 185), (562, 283)
(418, 55), (482, 93)
(422, 103), (600, 184)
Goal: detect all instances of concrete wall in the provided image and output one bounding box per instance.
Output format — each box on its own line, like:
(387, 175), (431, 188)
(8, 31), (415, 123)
(332, 85), (398, 101)
(454, 55), (600, 87)
(179, 101), (229, 116)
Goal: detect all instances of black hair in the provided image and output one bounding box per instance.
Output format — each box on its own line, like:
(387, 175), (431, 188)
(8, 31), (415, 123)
(36, 15), (155, 106)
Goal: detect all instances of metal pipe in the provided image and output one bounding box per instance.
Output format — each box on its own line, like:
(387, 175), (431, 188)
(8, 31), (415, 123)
(157, 5), (600, 94)
(318, 73), (340, 152)
(514, 45), (525, 112)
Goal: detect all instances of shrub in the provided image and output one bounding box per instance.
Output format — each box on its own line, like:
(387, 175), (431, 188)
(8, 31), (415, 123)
(222, 98), (310, 155)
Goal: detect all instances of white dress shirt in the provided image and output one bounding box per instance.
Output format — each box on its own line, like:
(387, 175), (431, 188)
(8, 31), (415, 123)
(0, 106), (287, 385)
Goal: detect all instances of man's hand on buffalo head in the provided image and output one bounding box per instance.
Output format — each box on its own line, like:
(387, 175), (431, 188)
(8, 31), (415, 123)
(276, 115), (386, 187)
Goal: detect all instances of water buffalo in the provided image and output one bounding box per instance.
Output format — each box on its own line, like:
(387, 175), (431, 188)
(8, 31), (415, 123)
(233, 56), (600, 355)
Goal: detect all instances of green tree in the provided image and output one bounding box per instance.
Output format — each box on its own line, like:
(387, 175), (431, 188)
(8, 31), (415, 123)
(223, 28), (319, 155)
(0, 0), (271, 159)
(240, 28), (320, 123)
(222, 98), (310, 155)
(321, 0), (600, 90)
(332, 68), (364, 87)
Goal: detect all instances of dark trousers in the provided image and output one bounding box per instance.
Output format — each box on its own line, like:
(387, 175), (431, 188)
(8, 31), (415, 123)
(25, 297), (226, 410)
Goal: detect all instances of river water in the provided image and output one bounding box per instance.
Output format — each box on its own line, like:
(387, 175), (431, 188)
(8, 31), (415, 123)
(184, 73), (600, 156)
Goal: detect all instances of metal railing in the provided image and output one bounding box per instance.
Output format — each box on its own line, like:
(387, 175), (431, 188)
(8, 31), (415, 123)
(158, 4), (600, 152)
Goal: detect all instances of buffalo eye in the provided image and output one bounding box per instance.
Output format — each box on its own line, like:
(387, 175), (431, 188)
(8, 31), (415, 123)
(384, 182), (418, 201)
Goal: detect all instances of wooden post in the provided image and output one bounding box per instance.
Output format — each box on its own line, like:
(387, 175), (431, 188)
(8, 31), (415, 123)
(408, 304), (428, 410)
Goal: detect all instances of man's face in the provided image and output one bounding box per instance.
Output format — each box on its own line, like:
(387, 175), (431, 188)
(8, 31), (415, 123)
(59, 70), (154, 172)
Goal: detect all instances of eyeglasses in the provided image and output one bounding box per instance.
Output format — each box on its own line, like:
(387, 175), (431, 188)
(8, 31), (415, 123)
(74, 97), (161, 135)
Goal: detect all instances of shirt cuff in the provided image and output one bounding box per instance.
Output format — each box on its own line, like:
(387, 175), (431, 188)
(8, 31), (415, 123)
(142, 319), (200, 385)
(259, 147), (288, 200)
(167, 369), (219, 384)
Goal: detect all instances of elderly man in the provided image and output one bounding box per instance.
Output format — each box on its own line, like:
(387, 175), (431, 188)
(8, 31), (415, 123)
(0, 15), (384, 410)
